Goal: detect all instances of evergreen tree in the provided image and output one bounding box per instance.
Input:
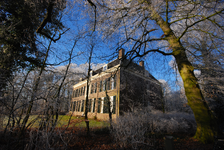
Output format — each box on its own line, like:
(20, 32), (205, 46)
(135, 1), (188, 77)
(0, 0), (66, 90)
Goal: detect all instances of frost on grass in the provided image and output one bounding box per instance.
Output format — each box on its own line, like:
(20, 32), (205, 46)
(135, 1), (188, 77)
(111, 107), (196, 149)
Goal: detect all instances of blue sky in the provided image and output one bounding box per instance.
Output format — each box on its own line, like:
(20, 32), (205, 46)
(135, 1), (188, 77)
(42, 2), (184, 92)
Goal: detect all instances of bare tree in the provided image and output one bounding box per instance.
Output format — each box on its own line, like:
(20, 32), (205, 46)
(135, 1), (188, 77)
(84, 42), (94, 134)
(77, 0), (224, 143)
(184, 32), (224, 135)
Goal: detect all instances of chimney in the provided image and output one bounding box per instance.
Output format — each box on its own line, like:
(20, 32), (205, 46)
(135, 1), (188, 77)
(118, 48), (125, 60)
(139, 61), (144, 68)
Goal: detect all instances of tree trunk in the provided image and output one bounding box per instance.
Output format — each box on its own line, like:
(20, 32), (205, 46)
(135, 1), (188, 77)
(153, 11), (217, 143)
(84, 46), (94, 135)
(174, 49), (216, 143)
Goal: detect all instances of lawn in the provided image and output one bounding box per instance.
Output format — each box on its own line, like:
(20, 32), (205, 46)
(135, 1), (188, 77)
(56, 115), (109, 128)
(1, 115), (109, 129)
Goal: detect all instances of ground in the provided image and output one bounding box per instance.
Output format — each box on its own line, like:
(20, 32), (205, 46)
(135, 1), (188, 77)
(63, 128), (215, 150)
(0, 116), (222, 149)
(0, 127), (217, 150)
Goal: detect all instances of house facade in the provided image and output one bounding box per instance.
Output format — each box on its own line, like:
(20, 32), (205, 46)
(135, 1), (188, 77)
(70, 49), (163, 120)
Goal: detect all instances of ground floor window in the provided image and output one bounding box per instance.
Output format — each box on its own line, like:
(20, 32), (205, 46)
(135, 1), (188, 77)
(88, 99), (91, 112)
(81, 100), (84, 112)
(71, 96), (116, 114)
(112, 96), (116, 114)
(74, 101), (77, 111)
(91, 98), (96, 113)
(71, 100), (85, 112)
(103, 97), (109, 113)
(77, 101), (80, 112)
(103, 96), (116, 114)
(97, 98), (102, 113)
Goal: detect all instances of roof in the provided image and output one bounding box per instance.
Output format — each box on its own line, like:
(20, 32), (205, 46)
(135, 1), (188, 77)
(78, 58), (158, 84)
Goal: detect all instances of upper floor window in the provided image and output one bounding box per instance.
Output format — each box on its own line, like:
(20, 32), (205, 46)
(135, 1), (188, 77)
(78, 88), (81, 97)
(90, 70), (93, 77)
(72, 90), (75, 98)
(111, 78), (114, 90)
(75, 89), (78, 97)
(100, 81), (102, 92)
(94, 82), (97, 93)
(103, 80), (106, 91)
(80, 87), (83, 96)
(102, 65), (107, 71)
(83, 86), (86, 95)
(111, 75), (116, 90)
(107, 78), (110, 90)
(91, 84), (94, 94)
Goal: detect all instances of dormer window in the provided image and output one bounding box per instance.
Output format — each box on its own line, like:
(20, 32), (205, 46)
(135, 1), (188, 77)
(102, 65), (107, 71)
(90, 70), (93, 77)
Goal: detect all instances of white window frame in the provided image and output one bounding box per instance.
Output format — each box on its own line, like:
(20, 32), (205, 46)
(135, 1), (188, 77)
(103, 80), (106, 91)
(111, 78), (114, 90)
(101, 97), (104, 113)
(90, 70), (93, 77)
(110, 96), (113, 112)
(91, 98), (94, 113)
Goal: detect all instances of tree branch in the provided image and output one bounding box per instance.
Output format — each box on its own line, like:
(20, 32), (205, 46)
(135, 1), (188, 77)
(178, 8), (224, 40)
(36, 2), (54, 34)
(166, 0), (169, 24)
(87, 0), (97, 33)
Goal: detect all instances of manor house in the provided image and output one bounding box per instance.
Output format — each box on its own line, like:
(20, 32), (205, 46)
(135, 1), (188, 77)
(70, 49), (163, 120)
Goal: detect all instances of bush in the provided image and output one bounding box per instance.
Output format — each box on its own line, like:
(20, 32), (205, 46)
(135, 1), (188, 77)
(111, 107), (196, 149)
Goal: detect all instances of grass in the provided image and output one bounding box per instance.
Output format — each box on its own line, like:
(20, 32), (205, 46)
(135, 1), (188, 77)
(1, 115), (109, 129)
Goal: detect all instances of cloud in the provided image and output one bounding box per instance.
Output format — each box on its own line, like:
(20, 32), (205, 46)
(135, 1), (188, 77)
(194, 70), (201, 77)
(158, 79), (167, 84)
(54, 62), (105, 74)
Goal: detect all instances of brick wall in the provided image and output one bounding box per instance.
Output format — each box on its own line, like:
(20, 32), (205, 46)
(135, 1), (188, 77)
(119, 68), (163, 114)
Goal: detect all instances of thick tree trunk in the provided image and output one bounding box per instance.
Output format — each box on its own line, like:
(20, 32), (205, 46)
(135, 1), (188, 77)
(153, 11), (217, 143)
(174, 49), (216, 143)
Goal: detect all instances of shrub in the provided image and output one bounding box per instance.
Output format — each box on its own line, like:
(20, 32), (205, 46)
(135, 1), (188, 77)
(111, 107), (196, 149)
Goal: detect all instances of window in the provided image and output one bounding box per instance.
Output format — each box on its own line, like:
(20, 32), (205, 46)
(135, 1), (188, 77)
(70, 102), (73, 111)
(91, 84), (94, 94)
(109, 96), (113, 113)
(97, 98), (102, 113)
(102, 65), (107, 71)
(110, 75), (117, 90)
(81, 100), (84, 112)
(88, 99), (91, 112)
(73, 101), (76, 111)
(83, 86), (85, 95)
(100, 81), (102, 92)
(103, 97), (109, 113)
(103, 80), (106, 91)
(113, 96), (116, 114)
(79, 88), (82, 96)
(80, 87), (83, 96)
(94, 83), (97, 93)
(77, 101), (80, 112)
(101, 98), (104, 113)
(114, 75), (117, 89)
(106, 78), (110, 90)
(73, 101), (77, 111)
(91, 98), (96, 113)
(90, 83), (97, 94)
(77, 88), (80, 97)
(111, 78), (114, 90)
(90, 70), (93, 77)
(75, 89), (78, 97)
(72, 90), (75, 98)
